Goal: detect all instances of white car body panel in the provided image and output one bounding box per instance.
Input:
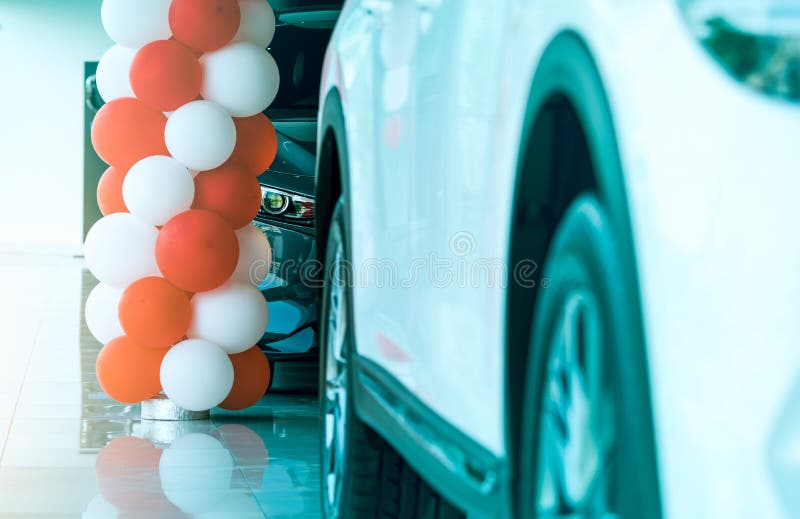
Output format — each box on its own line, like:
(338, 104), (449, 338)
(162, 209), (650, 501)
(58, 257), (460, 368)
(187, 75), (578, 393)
(320, 0), (800, 516)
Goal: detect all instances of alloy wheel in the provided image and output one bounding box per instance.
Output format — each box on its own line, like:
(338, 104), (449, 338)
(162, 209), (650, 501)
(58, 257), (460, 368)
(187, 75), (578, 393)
(535, 289), (616, 518)
(323, 239), (348, 517)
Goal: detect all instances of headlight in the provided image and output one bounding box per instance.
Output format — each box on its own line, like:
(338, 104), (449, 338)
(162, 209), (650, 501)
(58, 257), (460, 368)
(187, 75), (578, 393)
(259, 186), (315, 223)
(679, 0), (800, 102)
(263, 191), (291, 215)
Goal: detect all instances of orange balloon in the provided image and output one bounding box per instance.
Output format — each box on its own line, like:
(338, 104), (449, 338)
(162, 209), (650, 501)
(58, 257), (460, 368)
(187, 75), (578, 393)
(91, 98), (168, 170)
(169, 0), (241, 52)
(96, 436), (178, 513)
(229, 114), (279, 175)
(96, 336), (167, 404)
(119, 277), (191, 349)
(219, 346), (271, 410)
(156, 209), (239, 292)
(131, 39), (203, 112)
(97, 166), (128, 215)
(193, 164), (263, 229)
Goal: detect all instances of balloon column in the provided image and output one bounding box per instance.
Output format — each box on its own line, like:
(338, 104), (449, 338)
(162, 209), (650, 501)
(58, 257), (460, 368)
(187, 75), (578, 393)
(86, 0), (278, 412)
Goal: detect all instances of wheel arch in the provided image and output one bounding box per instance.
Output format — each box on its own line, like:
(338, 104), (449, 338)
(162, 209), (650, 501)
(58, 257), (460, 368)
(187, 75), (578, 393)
(315, 87), (349, 272)
(505, 30), (661, 516)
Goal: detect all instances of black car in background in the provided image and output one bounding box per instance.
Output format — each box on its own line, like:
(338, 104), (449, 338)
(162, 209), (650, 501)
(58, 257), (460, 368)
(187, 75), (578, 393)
(253, 1), (343, 364)
(254, 132), (317, 359)
(84, 2), (343, 369)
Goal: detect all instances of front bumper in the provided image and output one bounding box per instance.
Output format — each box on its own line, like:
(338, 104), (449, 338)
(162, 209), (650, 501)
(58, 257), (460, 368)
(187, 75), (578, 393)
(606, 6), (800, 517)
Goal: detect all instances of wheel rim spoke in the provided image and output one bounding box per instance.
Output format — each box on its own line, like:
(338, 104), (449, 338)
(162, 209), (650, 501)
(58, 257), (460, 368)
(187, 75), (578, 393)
(323, 240), (348, 516)
(535, 289), (615, 517)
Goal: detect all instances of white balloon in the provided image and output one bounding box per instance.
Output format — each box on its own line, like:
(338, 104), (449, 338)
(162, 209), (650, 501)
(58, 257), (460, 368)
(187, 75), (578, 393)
(232, 0), (276, 47)
(188, 282), (269, 354)
(159, 433), (233, 513)
(201, 43), (280, 117)
(101, 0), (172, 49)
(96, 45), (135, 102)
(123, 156), (194, 226)
(165, 100), (237, 171)
(84, 213), (160, 288)
(85, 283), (125, 344)
(232, 225), (272, 285)
(160, 339), (234, 411)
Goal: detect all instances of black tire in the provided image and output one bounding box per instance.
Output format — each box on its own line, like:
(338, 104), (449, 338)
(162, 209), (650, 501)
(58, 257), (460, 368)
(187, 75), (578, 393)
(518, 195), (660, 518)
(319, 199), (464, 519)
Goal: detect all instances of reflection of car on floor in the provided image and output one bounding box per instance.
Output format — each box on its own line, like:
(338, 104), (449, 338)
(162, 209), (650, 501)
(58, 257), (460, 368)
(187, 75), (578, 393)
(316, 1), (800, 518)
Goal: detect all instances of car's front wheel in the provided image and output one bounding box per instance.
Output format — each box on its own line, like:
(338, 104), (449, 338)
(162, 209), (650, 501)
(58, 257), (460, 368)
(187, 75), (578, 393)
(319, 198), (465, 519)
(518, 195), (660, 519)
(319, 199), (379, 518)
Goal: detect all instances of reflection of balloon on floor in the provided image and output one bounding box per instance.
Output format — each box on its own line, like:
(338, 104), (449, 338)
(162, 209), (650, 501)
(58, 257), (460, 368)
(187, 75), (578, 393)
(94, 436), (180, 515)
(211, 424), (269, 489)
(89, 424), (267, 517)
(195, 492), (265, 518)
(83, 494), (119, 519)
(160, 433), (234, 513)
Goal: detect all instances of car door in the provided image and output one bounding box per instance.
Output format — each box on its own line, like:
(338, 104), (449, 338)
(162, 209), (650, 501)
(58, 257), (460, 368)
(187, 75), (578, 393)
(405, 0), (512, 454)
(351, 0), (421, 389)
(354, 0), (511, 454)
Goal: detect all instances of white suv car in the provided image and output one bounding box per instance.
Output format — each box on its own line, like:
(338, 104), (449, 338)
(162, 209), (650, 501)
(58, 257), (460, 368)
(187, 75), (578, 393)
(315, 1), (800, 517)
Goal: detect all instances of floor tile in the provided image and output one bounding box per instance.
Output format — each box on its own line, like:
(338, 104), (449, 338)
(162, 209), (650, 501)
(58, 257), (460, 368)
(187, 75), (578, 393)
(0, 419), (9, 449)
(0, 394), (17, 421)
(0, 467), (98, 515)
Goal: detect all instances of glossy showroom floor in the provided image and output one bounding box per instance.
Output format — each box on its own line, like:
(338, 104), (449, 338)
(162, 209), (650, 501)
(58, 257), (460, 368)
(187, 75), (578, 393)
(0, 255), (321, 517)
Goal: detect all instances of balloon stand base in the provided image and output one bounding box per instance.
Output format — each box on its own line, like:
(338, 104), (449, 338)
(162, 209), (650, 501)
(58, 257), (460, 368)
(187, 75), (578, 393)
(141, 394), (210, 421)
